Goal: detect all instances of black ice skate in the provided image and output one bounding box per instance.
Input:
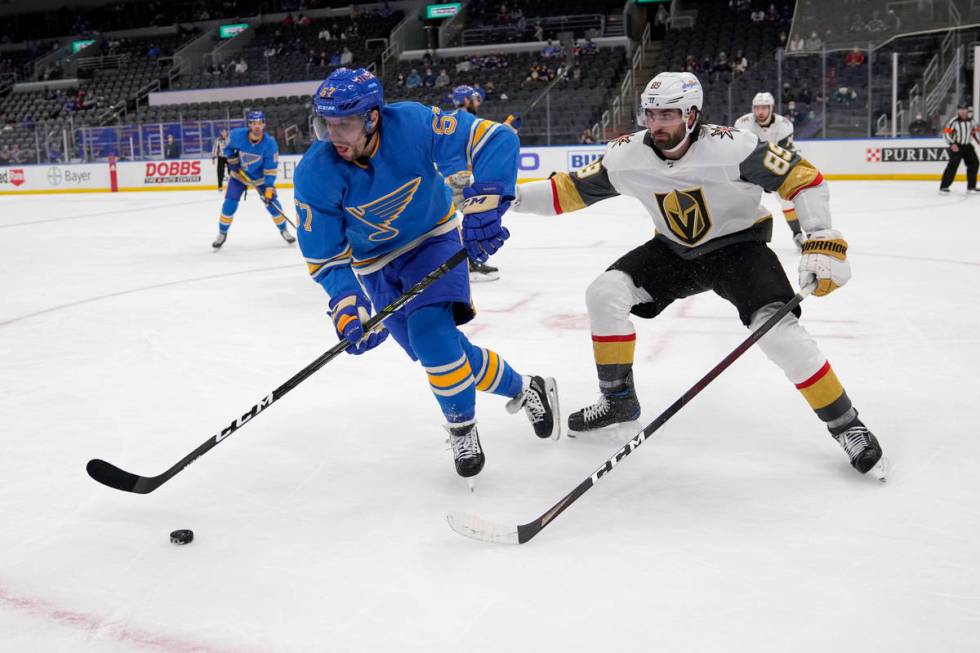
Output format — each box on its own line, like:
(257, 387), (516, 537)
(830, 420), (888, 481)
(447, 421), (485, 483)
(280, 229), (296, 244)
(506, 375), (560, 440)
(568, 376), (640, 434)
(468, 258), (500, 282)
(212, 232), (227, 249)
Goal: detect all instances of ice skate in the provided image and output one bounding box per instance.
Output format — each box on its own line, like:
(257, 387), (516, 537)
(506, 375), (560, 440)
(212, 232), (227, 249)
(568, 375), (640, 435)
(831, 420), (887, 482)
(280, 228), (296, 244)
(447, 421), (484, 485)
(468, 258), (500, 282)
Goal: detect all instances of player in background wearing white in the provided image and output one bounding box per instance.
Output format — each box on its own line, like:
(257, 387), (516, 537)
(735, 92), (805, 250)
(512, 72), (887, 480)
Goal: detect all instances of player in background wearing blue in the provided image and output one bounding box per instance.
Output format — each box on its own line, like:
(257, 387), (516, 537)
(444, 85), (523, 283)
(293, 68), (559, 484)
(212, 110), (296, 249)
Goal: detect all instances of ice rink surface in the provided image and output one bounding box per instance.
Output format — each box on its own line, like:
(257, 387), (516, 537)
(1, 181), (978, 652)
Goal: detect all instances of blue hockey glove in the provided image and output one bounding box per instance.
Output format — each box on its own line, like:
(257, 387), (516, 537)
(460, 182), (511, 263)
(503, 113), (522, 132)
(329, 292), (389, 355)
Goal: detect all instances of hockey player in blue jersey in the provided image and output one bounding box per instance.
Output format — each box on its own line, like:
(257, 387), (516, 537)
(293, 67), (559, 483)
(212, 110), (296, 249)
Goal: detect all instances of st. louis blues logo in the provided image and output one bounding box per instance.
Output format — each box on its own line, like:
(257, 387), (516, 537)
(240, 151), (263, 166)
(345, 177), (422, 242)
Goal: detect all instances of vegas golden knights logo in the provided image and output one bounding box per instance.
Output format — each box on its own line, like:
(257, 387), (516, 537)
(654, 188), (712, 245)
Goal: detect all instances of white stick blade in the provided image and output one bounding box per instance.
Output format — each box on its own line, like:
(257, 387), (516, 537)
(446, 511), (519, 544)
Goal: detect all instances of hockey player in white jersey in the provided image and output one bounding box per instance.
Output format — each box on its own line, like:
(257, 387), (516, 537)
(513, 72), (886, 480)
(735, 92), (805, 250)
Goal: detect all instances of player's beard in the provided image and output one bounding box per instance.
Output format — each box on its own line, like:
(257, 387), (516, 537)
(650, 125), (686, 151)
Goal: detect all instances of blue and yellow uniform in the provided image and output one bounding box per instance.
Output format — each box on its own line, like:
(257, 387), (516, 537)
(294, 99), (524, 426)
(217, 123), (289, 235)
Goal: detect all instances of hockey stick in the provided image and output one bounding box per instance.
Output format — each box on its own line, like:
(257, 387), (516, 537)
(87, 248), (470, 494)
(233, 170), (298, 230)
(447, 285), (815, 544)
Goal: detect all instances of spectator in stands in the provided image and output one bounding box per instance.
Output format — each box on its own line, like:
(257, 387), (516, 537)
(766, 3), (778, 21)
(234, 57), (248, 75)
(395, 72), (405, 86)
(147, 43), (160, 60)
(533, 21), (543, 41)
(298, 13), (312, 28)
(165, 134), (180, 159)
(282, 13), (294, 28)
(751, 8), (765, 22)
(10, 143), (25, 163)
(712, 52), (731, 81)
(265, 45), (278, 59)
(786, 101), (802, 124)
(0, 145), (10, 165)
(329, 51), (341, 66)
(435, 69), (451, 88)
(579, 129), (595, 144)
(580, 37), (597, 56)
(405, 68), (421, 88)
(340, 46), (353, 66)
(908, 112), (931, 136)
(805, 31), (823, 51)
(788, 33), (804, 52)
(866, 10), (887, 32)
(524, 63), (543, 84)
(654, 4), (670, 37)
(733, 50), (748, 75)
(422, 68), (436, 87)
(845, 47), (865, 67)
(833, 87), (857, 104)
(571, 62), (582, 81)
(319, 25), (332, 41)
(684, 55), (700, 73)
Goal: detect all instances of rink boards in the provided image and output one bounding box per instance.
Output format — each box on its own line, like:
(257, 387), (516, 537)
(0, 137), (970, 194)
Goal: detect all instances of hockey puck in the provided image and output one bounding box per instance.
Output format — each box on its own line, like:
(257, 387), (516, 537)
(170, 529), (194, 545)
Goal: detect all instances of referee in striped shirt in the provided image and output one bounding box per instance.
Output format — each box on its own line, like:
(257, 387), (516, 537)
(940, 103), (979, 193)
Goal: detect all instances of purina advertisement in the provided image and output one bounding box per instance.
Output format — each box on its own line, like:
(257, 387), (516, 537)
(0, 138), (970, 194)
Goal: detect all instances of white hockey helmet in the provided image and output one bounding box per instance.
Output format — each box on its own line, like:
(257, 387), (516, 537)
(639, 72), (703, 134)
(752, 92), (775, 107)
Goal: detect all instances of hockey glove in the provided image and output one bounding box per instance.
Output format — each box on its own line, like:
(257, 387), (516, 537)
(799, 229), (850, 296)
(503, 112), (522, 132)
(460, 182), (511, 263)
(329, 291), (389, 355)
(262, 185), (277, 202)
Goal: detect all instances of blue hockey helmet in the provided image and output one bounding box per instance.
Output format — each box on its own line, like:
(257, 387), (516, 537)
(451, 84), (476, 107)
(247, 110), (266, 123)
(312, 67), (384, 141)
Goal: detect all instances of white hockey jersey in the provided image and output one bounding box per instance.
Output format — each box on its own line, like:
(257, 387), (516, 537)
(513, 124), (828, 258)
(734, 112), (795, 150)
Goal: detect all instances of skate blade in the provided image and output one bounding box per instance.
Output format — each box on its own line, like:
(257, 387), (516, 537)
(469, 272), (500, 283)
(567, 418), (641, 439)
(867, 455), (889, 483)
(544, 377), (561, 441)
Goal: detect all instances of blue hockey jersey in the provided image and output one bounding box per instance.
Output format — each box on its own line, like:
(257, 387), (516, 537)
(223, 127), (279, 187)
(293, 101), (519, 299)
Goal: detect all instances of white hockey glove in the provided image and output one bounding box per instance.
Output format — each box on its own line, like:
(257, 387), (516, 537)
(798, 229), (850, 296)
(792, 231), (806, 252)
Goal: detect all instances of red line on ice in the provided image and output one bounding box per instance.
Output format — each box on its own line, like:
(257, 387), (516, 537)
(0, 583), (266, 653)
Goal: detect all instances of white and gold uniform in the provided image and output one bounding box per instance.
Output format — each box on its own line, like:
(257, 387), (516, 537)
(514, 120), (886, 475)
(734, 111), (802, 242)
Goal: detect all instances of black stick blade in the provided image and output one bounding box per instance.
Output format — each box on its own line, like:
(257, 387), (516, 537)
(87, 459), (153, 494)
